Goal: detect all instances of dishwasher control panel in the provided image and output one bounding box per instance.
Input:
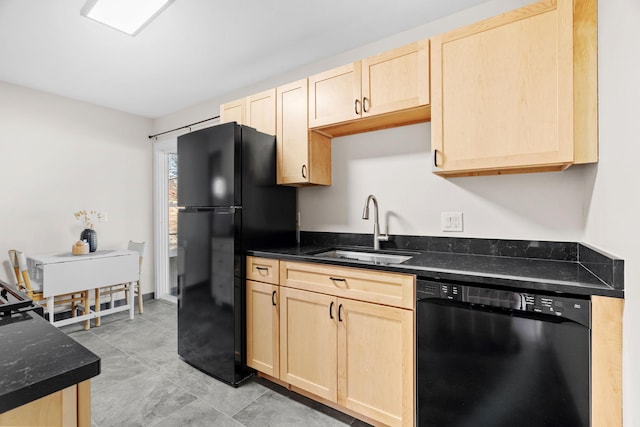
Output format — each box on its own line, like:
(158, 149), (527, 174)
(416, 280), (590, 327)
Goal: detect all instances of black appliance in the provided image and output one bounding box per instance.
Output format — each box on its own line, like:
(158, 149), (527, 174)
(417, 279), (590, 427)
(177, 123), (296, 386)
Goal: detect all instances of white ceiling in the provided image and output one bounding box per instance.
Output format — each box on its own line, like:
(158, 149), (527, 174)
(0, 0), (487, 119)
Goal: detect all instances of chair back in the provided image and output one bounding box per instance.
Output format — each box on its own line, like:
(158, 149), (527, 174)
(127, 241), (147, 274)
(7, 250), (35, 298)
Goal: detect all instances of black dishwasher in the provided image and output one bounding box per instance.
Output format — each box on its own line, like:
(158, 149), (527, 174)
(417, 279), (590, 427)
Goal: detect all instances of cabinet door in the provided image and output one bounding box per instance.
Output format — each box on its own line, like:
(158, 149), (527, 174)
(431, 0), (579, 176)
(246, 280), (279, 377)
(362, 40), (429, 118)
(279, 286), (338, 401)
(309, 62), (362, 127)
(220, 97), (245, 125)
(276, 79), (309, 185)
(247, 89), (276, 135)
(337, 299), (414, 427)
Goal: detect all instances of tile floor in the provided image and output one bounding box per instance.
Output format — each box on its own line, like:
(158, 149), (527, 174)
(62, 300), (370, 427)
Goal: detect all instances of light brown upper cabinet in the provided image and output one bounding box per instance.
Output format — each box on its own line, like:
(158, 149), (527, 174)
(431, 0), (597, 177)
(276, 79), (331, 186)
(309, 40), (430, 137)
(220, 97), (245, 125)
(247, 89), (276, 135)
(220, 89), (276, 135)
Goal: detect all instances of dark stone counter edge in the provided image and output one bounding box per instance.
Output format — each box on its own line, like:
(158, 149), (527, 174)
(0, 311), (101, 414)
(1, 361), (101, 414)
(298, 232), (624, 291)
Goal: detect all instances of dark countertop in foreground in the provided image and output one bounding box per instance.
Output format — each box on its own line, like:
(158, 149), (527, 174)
(0, 309), (100, 413)
(248, 238), (624, 298)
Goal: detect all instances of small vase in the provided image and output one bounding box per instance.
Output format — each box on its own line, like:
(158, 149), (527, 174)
(80, 228), (98, 252)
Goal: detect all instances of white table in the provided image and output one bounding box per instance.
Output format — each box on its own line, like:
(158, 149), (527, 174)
(28, 250), (139, 329)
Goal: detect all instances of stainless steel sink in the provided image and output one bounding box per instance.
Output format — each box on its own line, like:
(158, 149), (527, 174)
(312, 249), (413, 265)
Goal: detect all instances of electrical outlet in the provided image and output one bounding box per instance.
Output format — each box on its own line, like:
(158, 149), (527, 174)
(441, 212), (463, 232)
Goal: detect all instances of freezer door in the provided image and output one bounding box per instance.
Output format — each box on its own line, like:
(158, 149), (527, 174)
(177, 208), (248, 385)
(177, 123), (240, 207)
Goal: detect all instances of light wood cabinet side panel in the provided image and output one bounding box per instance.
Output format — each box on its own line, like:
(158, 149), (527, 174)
(573, 0), (598, 163)
(247, 88), (276, 135)
(0, 387), (66, 426)
(279, 287), (338, 402)
(246, 280), (280, 377)
(592, 296), (623, 427)
(308, 131), (332, 186)
(246, 256), (280, 284)
(220, 98), (246, 125)
(77, 380), (91, 427)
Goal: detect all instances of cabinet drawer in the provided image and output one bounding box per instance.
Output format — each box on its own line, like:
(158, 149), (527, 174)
(246, 257), (280, 284)
(280, 261), (414, 309)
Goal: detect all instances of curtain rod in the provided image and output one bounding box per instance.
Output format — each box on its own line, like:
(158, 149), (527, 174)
(148, 115), (220, 139)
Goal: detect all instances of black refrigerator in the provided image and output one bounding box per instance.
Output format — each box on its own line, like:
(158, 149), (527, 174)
(176, 122), (296, 386)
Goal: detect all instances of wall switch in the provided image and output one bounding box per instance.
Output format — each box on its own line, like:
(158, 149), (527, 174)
(442, 212), (463, 232)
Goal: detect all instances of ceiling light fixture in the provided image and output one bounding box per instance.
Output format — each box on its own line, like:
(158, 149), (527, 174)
(80, 0), (175, 36)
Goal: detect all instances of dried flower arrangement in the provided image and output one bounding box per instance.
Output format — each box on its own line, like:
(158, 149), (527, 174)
(74, 210), (103, 229)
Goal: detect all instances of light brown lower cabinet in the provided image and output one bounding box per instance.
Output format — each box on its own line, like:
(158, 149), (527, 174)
(278, 284), (414, 427)
(246, 280), (280, 378)
(246, 258), (415, 427)
(0, 380), (91, 427)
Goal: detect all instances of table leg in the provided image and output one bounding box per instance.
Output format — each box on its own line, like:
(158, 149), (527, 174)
(129, 282), (135, 320)
(94, 288), (101, 327)
(83, 291), (90, 330)
(47, 297), (54, 324)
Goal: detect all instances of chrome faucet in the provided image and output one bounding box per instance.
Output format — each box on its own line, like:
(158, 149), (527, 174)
(362, 194), (389, 250)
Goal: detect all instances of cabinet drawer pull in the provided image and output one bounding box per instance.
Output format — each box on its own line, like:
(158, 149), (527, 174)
(256, 266), (269, 272)
(271, 290), (277, 306)
(301, 164), (307, 179)
(362, 97), (369, 113)
(338, 304), (343, 322)
(433, 149), (439, 168)
(355, 99), (361, 115)
(329, 301), (335, 319)
(330, 277), (346, 282)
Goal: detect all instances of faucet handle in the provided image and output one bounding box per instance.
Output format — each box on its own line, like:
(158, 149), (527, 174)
(377, 233), (390, 242)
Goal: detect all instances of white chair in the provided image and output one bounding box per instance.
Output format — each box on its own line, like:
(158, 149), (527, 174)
(94, 241), (146, 326)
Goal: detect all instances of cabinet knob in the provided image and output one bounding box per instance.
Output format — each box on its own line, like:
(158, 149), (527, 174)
(301, 164), (307, 179)
(355, 99), (361, 115)
(362, 97), (369, 113)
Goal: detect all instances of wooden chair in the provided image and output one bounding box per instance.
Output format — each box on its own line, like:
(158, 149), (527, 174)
(8, 249), (90, 327)
(94, 241), (146, 326)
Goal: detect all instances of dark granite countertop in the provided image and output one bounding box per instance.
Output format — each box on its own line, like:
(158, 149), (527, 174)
(0, 309), (100, 413)
(248, 233), (624, 298)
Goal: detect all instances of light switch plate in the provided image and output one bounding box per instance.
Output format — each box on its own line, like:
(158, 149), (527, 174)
(442, 212), (463, 232)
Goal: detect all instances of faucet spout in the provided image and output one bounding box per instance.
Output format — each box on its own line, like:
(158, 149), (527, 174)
(362, 195), (389, 250)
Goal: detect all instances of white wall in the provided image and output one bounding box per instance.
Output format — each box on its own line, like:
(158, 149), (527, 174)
(0, 81), (154, 295)
(153, 0), (638, 424)
(299, 123), (591, 241)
